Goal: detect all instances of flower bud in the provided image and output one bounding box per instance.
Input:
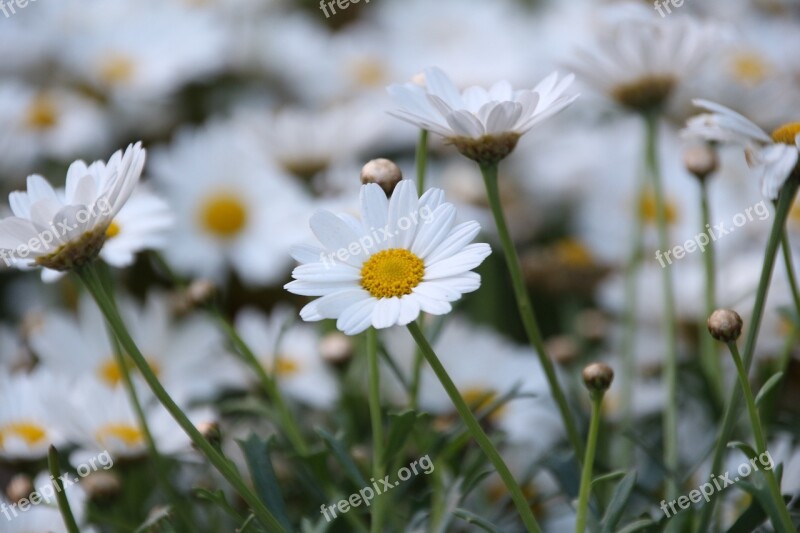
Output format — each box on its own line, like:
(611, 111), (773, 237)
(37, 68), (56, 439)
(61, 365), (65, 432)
(582, 363), (614, 394)
(683, 144), (718, 181)
(319, 332), (353, 365)
(196, 421), (221, 448)
(5, 474), (33, 504)
(360, 159), (403, 196)
(171, 279), (215, 314)
(707, 309), (743, 343)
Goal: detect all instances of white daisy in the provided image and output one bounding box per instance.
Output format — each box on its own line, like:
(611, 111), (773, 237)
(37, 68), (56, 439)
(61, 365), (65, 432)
(285, 180), (491, 335)
(41, 186), (173, 283)
(29, 292), (244, 405)
(683, 99), (800, 199)
(0, 143), (144, 271)
(387, 67), (577, 164)
(569, 7), (722, 114)
(234, 306), (339, 409)
(0, 371), (67, 461)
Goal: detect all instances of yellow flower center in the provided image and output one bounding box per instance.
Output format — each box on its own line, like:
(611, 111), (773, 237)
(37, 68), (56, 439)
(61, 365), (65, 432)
(639, 192), (678, 225)
(461, 388), (505, 420)
(730, 52), (772, 86)
(552, 238), (593, 267)
(98, 358), (161, 387)
(771, 123), (800, 145)
(95, 423), (144, 447)
(360, 248), (425, 298)
(350, 58), (387, 88)
(105, 221), (121, 239)
(0, 422), (47, 449)
(99, 54), (136, 85)
(25, 94), (58, 130)
(199, 193), (248, 238)
(274, 357), (300, 377)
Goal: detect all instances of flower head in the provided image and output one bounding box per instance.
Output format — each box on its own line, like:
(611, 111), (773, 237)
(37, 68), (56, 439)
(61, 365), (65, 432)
(683, 99), (800, 199)
(387, 67), (577, 164)
(0, 143), (145, 271)
(285, 180), (491, 335)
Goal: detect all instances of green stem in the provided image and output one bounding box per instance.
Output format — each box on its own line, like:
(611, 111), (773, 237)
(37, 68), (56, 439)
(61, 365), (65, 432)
(75, 263), (286, 533)
(366, 328), (386, 533)
(575, 393), (604, 533)
(644, 113), (679, 502)
(212, 309), (309, 456)
(407, 322), (542, 533)
(727, 342), (794, 532)
(48, 446), (81, 533)
(696, 177), (800, 532)
(416, 129), (429, 192)
(781, 230), (800, 319)
(479, 162), (583, 459)
(699, 182), (725, 405)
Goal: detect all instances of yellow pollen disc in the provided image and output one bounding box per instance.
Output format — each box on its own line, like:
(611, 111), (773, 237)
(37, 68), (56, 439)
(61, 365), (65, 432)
(350, 58), (387, 88)
(771, 123), (800, 145)
(274, 357), (300, 377)
(99, 54), (135, 85)
(639, 192), (678, 225)
(105, 221), (121, 239)
(730, 52), (772, 85)
(98, 358), (160, 387)
(25, 94), (59, 130)
(360, 248), (424, 298)
(199, 193), (248, 238)
(95, 424), (144, 447)
(553, 238), (593, 267)
(0, 422), (47, 448)
(461, 388), (505, 419)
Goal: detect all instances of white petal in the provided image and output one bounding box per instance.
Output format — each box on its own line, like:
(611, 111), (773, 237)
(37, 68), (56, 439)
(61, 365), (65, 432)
(309, 210), (365, 266)
(397, 296), (421, 326)
(387, 180), (419, 249)
(424, 243), (491, 279)
(372, 297), (401, 329)
(411, 203), (456, 259)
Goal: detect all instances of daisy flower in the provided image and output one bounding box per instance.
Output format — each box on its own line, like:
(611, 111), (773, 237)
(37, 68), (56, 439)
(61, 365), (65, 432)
(570, 8), (721, 114)
(387, 67), (577, 164)
(234, 306), (339, 409)
(285, 180), (491, 335)
(0, 143), (145, 271)
(683, 99), (800, 199)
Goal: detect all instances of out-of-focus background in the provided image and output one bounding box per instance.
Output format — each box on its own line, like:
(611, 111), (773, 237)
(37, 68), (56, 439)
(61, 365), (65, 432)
(2, 0), (800, 531)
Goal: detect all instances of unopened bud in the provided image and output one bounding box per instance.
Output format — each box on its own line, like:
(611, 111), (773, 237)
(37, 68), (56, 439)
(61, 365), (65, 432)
(6, 474), (33, 504)
(196, 421), (221, 448)
(582, 363), (614, 394)
(319, 332), (353, 365)
(171, 279), (215, 314)
(683, 144), (718, 181)
(360, 159), (403, 196)
(82, 471), (122, 501)
(707, 309), (743, 343)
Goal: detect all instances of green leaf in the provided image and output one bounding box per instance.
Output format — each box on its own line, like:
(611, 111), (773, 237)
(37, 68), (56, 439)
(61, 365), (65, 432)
(452, 508), (503, 533)
(316, 428), (369, 488)
(755, 372), (784, 406)
(384, 409), (422, 461)
(592, 470), (627, 488)
(238, 434), (293, 532)
(600, 471), (637, 533)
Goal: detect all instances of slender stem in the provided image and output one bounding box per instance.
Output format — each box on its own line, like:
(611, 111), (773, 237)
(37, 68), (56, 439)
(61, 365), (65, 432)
(479, 162), (583, 459)
(407, 322), (542, 533)
(212, 309), (309, 455)
(699, 182), (724, 404)
(416, 129), (429, 192)
(644, 113), (679, 502)
(727, 342), (794, 532)
(366, 328), (386, 533)
(48, 446), (81, 533)
(575, 393), (604, 533)
(781, 231), (800, 318)
(75, 263), (286, 533)
(696, 177), (800, 532)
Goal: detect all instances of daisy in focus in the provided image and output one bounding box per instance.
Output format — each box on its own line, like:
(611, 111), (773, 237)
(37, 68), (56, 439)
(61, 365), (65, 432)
(285, 179), (491, 335)
(684, 99), (800, 199)
(387, 67), (577, 164)
(0, 143), (144, 272)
